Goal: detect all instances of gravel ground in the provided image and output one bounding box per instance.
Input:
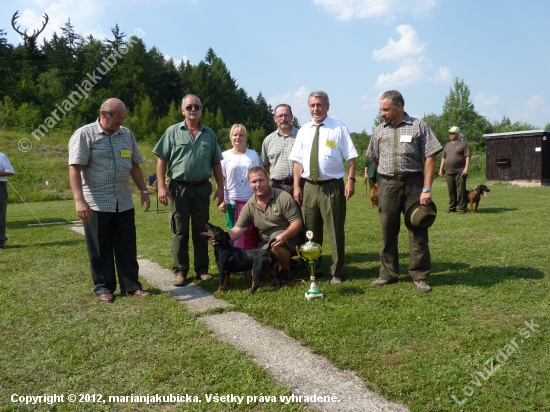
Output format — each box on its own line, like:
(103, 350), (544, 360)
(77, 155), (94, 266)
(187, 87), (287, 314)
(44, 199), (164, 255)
(70, 225), (409, 411)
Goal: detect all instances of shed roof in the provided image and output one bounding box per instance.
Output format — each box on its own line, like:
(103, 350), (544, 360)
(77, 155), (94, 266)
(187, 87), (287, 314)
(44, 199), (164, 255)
(483, 129), (550, 140)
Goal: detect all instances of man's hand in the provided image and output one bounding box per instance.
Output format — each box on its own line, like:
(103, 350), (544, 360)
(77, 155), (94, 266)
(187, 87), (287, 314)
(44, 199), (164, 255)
(213, 187), (224, 206)
(345, 180), (355, 201)
(420, 192), (432, 205)
(141, 193), (150, 212)
(438, 171), (445, 178)
(158, 185), (172, 206)
(293, 187), (302, 206)
(461, 169), (469, 176)
(271, 232), (288, 248)
(76, 199), (92, 222)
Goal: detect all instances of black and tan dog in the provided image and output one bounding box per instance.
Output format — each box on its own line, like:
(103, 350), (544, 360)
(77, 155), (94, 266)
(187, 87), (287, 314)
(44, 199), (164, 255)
(466, 185), (491, 213)
(205, 223), (277, 295)
(369, 183), (379, 208)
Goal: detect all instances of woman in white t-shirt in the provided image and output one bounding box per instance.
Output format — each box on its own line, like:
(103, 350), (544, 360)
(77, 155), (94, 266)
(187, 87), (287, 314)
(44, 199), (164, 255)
(219, 124), (261, 249)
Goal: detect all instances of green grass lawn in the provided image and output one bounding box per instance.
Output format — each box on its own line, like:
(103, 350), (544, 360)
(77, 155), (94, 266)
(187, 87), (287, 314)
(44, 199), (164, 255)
(1, 179), (548, 411)
(1, 129), (547, 411)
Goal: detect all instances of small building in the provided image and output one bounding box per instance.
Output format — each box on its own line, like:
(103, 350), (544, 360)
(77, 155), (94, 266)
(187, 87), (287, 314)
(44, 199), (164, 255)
(483, 129), (550, 186)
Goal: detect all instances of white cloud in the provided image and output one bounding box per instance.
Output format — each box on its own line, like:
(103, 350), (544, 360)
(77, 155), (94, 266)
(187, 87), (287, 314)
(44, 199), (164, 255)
(267, 87), (311, 126)
(375, 57), (428, 88)
(508, 95), (550, 127)
(12, 0), (152, 47)
(313, 0), (436, 21)
(372, 25), (426, 61)
(431, 66), (451, 83)
(373, 24), (450, 88)
(474, 93), (500, 108)
(165, 54), (190, 67)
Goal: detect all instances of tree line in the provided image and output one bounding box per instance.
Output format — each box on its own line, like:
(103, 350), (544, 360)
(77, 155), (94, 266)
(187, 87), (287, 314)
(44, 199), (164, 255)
(1, 20), (548, 155)
(0, 21), (278, 151)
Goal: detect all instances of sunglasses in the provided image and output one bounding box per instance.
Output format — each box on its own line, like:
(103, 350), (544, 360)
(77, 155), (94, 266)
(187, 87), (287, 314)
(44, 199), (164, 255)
(106, 112), (127, 121)
(184, 105), (202, 111)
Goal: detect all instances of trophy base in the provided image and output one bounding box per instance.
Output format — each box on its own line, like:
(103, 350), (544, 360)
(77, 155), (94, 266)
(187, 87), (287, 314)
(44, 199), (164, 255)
(305, 291), (324, 300)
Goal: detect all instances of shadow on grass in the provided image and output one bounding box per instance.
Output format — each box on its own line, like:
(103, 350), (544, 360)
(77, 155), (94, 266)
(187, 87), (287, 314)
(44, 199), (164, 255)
(8, 218), (76, 229)
(6, 239), (84, 249)
(430, 264), (543, 287)
(465, 207), (517, 214)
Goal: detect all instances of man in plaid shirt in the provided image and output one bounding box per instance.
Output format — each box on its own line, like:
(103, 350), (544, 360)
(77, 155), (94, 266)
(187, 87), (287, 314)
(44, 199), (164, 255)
(367, 90), (442, 293)
(69, 98), (151, 303)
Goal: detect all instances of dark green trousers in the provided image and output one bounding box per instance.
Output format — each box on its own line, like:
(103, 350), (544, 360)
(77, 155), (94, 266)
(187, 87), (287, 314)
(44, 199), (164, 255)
(302, 179), (346, 278)
(169, 180), (211, 275)
(445, 173), (467, 212)
(0, 182), (7, 247)
(378, 175), (431, 281)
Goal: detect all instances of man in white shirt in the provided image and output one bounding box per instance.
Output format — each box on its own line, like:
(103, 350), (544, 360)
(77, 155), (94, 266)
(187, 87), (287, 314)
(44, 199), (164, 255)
(0, 152), (15, 249)
(289, 91), (358, 284)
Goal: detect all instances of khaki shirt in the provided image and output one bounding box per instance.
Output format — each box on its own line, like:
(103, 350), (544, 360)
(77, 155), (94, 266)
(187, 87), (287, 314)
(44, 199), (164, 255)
(153, 121), (223, 182)
(235, 188), (302, 243)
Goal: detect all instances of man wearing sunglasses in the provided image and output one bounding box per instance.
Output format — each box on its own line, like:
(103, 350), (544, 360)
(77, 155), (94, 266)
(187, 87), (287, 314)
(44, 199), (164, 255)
(69, 98), (152, 303)
(154, 95), (224, 286)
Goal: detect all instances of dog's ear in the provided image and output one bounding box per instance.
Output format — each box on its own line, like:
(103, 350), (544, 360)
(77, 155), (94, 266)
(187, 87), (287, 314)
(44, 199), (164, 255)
(476, 186), (482, 194)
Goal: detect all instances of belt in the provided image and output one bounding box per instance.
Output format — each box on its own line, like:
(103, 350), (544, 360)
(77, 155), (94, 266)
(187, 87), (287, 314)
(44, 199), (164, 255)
(380, 172), (423, 181)
(174, 178), (210, 187)
(305, 178), (340, 185)
(271, 178), (294, 185)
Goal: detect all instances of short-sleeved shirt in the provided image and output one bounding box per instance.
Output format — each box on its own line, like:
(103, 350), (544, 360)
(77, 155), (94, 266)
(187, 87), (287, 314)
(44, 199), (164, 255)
(68, 119), (143, 212)
(442, 140), (471, 174)
(221, 149), (261, 203)
(0, 152), (15, 182)
(261, 126), (298, 180)
(289, 117), (358, 180)
(235, 188), (302, 243)
(367, 113), (442, 176)
(153, 121), (223, 182)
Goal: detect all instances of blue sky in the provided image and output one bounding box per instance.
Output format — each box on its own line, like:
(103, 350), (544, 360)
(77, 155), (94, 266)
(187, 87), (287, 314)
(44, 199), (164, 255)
(2, 0), (549, 133)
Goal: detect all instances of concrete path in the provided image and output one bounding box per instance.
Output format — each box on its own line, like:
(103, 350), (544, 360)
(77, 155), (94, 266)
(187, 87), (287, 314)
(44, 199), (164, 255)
(70, 225), (409, 412)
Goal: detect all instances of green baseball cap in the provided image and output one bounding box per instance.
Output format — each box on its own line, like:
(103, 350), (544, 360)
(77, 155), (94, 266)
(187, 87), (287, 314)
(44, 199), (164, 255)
(448, 126), (461, 133)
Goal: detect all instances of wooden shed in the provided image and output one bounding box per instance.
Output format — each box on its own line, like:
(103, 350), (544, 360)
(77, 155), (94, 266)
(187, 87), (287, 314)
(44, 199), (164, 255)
(483, 129), (550, 186)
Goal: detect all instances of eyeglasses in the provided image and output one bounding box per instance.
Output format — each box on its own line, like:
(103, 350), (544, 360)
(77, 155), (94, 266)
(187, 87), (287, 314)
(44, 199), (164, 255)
(184, 105), (202, 111)
(106, 112), (127, 121)
(275, 114), (292, 120)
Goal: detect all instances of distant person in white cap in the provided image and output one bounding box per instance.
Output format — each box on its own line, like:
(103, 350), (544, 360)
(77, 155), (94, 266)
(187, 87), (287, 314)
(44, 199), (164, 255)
(438, 126), (471, 214)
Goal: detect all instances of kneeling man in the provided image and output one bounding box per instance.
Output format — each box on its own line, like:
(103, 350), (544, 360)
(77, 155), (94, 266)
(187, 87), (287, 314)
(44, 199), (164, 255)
(226, 166), (304, 281)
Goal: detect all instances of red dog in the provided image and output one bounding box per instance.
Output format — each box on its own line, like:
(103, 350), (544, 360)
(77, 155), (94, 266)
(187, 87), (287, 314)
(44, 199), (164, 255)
(369, 183), (379, 208)
(466, 185), (490, 213)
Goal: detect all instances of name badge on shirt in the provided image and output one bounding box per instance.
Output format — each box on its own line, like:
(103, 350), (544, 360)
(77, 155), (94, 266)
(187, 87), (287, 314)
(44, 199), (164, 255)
(325, 140), (336, 149)
(400, 135), (413, 143)
(120, 150), (131, 158)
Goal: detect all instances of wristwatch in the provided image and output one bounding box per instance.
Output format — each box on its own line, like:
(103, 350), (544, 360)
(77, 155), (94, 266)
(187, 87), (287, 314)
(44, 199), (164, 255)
(348, 177), (356, 182)
(422, 187), (431, 193)
(141, 190), (149, 195)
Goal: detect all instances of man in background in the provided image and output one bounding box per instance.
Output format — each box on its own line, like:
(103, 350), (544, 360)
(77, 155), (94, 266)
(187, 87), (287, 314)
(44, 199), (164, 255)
(0, 152), (15, 249)
(262, 104), (300, 196)
(438, 126), (471, 214)
(69, 98), (151, 303)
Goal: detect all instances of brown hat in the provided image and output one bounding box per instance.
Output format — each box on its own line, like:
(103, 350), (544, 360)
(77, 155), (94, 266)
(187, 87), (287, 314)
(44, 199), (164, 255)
(404, 201), (437, 231)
